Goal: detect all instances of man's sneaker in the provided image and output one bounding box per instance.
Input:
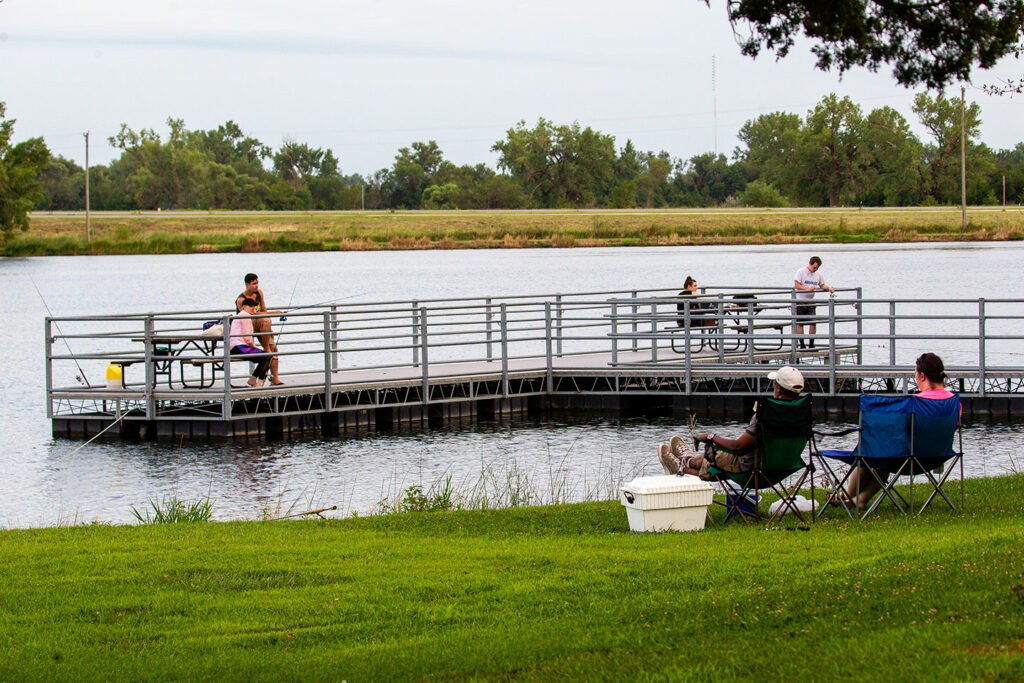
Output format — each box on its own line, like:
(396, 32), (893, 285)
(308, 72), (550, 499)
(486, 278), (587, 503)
(669, 435), (695, 465)
(658, 444), (680, 475)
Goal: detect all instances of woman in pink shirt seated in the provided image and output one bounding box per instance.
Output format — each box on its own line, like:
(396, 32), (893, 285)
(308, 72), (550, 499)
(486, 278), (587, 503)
(839, 352), (954, 509)
(232, 298), (281, 387)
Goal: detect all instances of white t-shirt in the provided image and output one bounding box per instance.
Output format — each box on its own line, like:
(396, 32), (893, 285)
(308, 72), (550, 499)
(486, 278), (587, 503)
(794, 267), (824, 300)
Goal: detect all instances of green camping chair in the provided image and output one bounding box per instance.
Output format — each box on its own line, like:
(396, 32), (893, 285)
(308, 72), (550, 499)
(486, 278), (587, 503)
(695, 394), (815, 525)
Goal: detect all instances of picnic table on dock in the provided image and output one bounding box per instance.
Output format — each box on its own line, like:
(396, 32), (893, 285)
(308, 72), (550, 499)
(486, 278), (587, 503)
(123, 333), (256, 389)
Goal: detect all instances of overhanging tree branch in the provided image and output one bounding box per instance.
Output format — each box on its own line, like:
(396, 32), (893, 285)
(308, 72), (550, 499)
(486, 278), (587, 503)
(712, 0), (1024, 88)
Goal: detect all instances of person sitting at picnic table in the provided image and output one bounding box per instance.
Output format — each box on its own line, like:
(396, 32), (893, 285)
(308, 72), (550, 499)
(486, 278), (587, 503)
(676, 276), (713, 328)
(236, 273), (283, 384)
(657, 366), (805, 478)
(832, 352), (955, 510)
(231, 298), (281, 387)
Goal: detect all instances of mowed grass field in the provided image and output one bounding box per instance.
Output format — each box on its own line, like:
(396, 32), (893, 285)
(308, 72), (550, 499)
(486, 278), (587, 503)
(0, 474), (1022, 681)
(7, 206), (1024, 255)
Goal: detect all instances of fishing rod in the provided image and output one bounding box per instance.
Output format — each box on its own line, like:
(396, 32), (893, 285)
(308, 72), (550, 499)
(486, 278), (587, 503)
(272, 505), (337, 521)
(278, 292), (370, 321)
(273, 277), (302, 337)
(30, 274), (90, 387)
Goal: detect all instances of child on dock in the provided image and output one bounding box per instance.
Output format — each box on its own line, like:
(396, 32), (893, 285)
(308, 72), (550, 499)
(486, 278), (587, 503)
(231, 299), (281, 387)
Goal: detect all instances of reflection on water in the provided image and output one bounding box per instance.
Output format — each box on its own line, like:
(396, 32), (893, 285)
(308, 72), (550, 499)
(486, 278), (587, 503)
(4, 243), (1024, 527)
(11, 413), (1019, 527)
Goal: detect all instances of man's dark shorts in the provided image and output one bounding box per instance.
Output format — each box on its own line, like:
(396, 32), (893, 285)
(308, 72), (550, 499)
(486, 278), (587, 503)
(795, 303), (816, 319)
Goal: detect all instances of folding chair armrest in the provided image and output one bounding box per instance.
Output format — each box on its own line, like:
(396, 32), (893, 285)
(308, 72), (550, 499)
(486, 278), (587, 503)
(813, 427), (860, 438)
(693, 436), (745, 456)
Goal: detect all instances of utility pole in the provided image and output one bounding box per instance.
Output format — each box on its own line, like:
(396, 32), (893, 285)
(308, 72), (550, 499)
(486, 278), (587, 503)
(960, 86), (966, 231)
(84, 131), (91, 245)
(361, 184), (365, 211)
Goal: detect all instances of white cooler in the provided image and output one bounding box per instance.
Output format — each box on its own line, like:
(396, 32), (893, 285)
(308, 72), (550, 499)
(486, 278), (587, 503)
(620, 475), (714, 532)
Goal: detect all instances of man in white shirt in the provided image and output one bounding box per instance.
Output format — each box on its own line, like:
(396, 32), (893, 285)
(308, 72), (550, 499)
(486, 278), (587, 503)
(793, 256), (834, 348)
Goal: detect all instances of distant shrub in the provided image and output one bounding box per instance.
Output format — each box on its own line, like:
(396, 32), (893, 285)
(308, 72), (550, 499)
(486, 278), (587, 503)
(741, 180), (789, 208)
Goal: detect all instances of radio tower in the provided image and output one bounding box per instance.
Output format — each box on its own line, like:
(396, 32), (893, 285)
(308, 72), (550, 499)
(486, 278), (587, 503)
(712, 55), (718, 156)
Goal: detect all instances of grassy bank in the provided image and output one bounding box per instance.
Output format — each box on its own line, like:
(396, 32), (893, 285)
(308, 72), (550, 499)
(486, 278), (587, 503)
(1, 474), (1022, 681)
(6, 206), (1024, 256)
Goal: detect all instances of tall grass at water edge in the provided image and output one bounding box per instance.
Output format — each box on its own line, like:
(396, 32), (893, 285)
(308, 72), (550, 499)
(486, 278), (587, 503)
(130, 495), (213, 524)
(370, 447), (648, 516)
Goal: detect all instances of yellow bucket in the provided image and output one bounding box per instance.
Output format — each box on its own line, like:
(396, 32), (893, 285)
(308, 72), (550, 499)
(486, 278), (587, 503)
(106, 363), (123, 389)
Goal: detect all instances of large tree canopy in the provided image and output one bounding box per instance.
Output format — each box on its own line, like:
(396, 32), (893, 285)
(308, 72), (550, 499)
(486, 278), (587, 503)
(720, 0), (1024, 88)
(27, 99), (1024, 212)
(0, 102), (50, 233)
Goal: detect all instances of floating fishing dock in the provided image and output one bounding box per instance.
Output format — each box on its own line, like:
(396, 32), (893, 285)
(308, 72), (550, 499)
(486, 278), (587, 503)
(46, 287), (1024, 440)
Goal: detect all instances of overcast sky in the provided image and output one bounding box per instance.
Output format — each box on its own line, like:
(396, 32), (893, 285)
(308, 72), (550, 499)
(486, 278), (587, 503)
(2, 0), (1022, 177)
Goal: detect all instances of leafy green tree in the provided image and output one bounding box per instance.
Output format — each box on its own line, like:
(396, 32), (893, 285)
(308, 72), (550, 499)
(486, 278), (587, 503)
(725, 0), (1024, 88)
(386, 141), (443, 209)
(796, 95), (865, 206)
(452, 165), (527, 209)
(634, 151), (674, 208)
(39, 155), (85, 210)
(858, 106), (926, 206)
(736, 111), (803, 198)
(0, 102), (51, 232)
(492, 119), (616, 207)
(677, 152), (747, 205)
(108, 118), (206, 209)
(422, 182), (461, 209)
(272, 140), (352, 209)
(189, 120), (269, 178)
(912, 92), (992, 203)
(86, 166), (133, 211)
(991, 143), (1024, 205)
(609, 140), (643, 206)
(609, 181), (636, 208)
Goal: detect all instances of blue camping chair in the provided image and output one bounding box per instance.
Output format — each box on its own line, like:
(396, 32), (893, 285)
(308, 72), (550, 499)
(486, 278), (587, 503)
(814, 394), (963, 520)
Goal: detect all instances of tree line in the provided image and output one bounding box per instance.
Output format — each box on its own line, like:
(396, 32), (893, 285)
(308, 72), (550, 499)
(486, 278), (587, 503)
(2, 90), (1023, 232)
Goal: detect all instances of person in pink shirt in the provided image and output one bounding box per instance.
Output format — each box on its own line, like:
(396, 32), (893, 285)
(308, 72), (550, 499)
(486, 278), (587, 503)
(231, 298), (281, 387)
(838, 352), (954, 508)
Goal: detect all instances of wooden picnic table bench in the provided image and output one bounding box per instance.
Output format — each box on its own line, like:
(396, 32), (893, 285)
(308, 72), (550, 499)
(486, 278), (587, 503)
(188, 351), (278, 388)
(122, 334), (222, 388)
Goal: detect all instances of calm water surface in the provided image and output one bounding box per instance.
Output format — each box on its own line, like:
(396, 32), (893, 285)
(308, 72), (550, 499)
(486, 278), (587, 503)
(2, 243), (1022, 526)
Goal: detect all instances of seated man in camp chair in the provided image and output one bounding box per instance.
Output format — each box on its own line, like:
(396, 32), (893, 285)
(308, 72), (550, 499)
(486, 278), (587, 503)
(657, 366), (805, 479)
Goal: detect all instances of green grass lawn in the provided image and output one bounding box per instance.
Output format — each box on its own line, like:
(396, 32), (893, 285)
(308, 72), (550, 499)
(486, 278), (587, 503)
(1, 474), (1022, 681)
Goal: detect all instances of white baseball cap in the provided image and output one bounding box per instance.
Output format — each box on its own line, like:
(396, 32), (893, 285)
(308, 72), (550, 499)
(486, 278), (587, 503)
(768, 366), (804, 392)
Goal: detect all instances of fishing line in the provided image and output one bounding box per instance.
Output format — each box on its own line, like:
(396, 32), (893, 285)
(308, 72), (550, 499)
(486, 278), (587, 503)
(277, 292), (370, 363)
(273, 276), (303, 340)
(67, 410), (129, 455)
(29, 274), (90, 386)
(278, 291), (370, 320)
(863, 341), (1024, 358)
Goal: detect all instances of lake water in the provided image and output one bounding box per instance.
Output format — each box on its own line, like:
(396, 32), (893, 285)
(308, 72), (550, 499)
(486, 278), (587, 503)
(3, 242), (1022, 527)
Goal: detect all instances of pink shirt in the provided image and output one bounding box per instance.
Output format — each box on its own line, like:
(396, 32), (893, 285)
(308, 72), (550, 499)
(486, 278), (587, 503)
(230, 312), (255, 347)
(917, 387), (960, 419)
(917, 388), (954, 400)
